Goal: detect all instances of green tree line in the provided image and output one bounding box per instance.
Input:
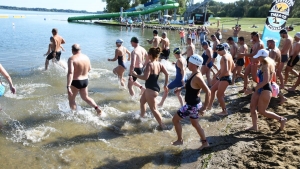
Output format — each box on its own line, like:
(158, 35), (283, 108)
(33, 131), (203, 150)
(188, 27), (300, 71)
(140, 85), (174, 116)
(208, 0), (300, 18)
(102, 0), (299, 18)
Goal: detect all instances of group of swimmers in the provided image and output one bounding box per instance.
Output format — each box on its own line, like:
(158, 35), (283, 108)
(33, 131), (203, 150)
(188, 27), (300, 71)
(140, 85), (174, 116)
(1, 26), (300, 150)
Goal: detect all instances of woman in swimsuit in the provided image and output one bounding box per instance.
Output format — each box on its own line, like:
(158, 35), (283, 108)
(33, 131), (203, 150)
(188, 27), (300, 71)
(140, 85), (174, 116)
(132, 47), (169, 129)
(158, 48), (186, 107)
(246, 49), (287, 131)
(108, 39), (131, 86)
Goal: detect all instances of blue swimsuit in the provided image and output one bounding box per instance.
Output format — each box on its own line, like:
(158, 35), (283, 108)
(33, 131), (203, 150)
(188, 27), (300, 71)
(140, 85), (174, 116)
(202, 51), (213, 68)
(257, 70), (272, 94)
(168, 63), (185, 89)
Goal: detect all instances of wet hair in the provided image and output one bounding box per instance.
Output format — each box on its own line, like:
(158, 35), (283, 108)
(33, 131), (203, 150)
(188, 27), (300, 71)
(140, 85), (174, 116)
(72, 44), (81, 52)
(238, 37), (244, 41)
(52, 28), (58, 34)
(50, 36), (54, 41)
(148, 47), (161, 59)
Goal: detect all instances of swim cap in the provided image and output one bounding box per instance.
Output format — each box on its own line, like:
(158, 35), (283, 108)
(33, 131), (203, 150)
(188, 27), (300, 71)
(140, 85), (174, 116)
(0, 84), (5, 97)
(162, 32), (167, 36)
(201, 41), (208, 46)
(295, 32), (300, 39)
(173, 48), (181, 54)
(130, 37), (139, 43)
(153, 30), (158, 34)
(116, 39), (124, 43)
(189, 54), (203, 66)
(279, 29), (287, 34)
(253, 49), (269, 59)
(216, 43), (230, 51)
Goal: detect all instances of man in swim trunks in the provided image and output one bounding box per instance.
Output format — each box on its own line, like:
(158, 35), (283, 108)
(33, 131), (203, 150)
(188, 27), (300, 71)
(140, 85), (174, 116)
(128, 37), (147, 96)
(267, 39), (287, 104)
(285, 32), (300, 86)
(279, 29), (293, 89)
(232, 25), (241, 43)
(67, 44), (101, 116)
(210, 34), (220, 74)
(238, 32), (264, 93)
(182, 37), (195, 62)
(208, 43), (234, 116)
(232, 37), (248, 85)
(51, 28), (65, 63)
(147, 30), (161, 48)
(159, 32), (170, 60)
(171, 54), (211, 150)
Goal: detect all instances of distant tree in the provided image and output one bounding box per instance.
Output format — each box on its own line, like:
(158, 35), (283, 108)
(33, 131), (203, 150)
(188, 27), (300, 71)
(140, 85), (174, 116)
(257, 4), (271, 18)
(105, 0), (131, 12)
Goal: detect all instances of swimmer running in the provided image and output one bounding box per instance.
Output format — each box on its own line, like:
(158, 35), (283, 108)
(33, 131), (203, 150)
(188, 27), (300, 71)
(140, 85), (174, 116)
(67, 44), (101, 115)
(108, 39), (131, 87)
(171, 54), (211, 150)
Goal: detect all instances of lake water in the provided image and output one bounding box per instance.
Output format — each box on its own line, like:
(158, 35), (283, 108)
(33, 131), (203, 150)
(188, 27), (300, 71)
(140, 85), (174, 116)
(0, 10), (228, 168)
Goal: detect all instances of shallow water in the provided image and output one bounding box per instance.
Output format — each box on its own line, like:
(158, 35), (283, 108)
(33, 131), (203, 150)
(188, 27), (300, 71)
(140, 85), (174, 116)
(0, 9), (230, 168)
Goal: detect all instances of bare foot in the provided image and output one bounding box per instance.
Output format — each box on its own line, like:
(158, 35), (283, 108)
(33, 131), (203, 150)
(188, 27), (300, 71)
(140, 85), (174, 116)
(171, 140), (183, 146)
(199, 142), (209, 150)
(120, 78), (125, 87)
(96, 108), (102, 116)
(140, 87), (145, 95)
(288, 87), (296, 92)
(245, 126), (258, 131)
(279, 97), (287, 105)
(216, 109), (228, 116)
(279, 117), (287, 130)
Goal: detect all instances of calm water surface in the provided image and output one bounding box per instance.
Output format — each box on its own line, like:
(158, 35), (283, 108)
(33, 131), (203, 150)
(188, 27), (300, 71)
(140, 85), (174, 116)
(0, 10), (228, 168)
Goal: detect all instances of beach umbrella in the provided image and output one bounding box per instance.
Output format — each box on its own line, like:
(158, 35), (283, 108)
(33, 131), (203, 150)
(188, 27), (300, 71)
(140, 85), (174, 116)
(163, 15), (172, 18)
(215, 17), (221, 20)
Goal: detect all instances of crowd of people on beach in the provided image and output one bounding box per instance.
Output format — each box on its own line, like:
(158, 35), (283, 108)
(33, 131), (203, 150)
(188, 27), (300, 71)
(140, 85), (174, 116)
(1, 24), (300, 150)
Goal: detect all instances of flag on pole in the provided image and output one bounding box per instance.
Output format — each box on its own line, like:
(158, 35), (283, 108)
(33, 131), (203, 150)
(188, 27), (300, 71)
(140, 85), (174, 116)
(261, 0), (295, 47)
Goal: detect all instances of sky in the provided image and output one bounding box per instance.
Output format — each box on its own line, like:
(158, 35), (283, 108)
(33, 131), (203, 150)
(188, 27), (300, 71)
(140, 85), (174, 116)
(0, 0), (238, 12)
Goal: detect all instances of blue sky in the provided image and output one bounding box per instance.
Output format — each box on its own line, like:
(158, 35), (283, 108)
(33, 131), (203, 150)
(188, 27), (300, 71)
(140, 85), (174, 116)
(0, 0), (238, 12)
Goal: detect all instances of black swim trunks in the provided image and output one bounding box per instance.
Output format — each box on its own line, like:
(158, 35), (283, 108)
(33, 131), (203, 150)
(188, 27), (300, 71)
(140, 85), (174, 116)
(219, 75), (232, 84)
(281, 54), (288, 63)
(287, 55), (300, 67)
(160, 49), (170, 60)
(236, 58), (244, 67)
(131, 67), (143, 81)
(71, 79), (88, 89)
(213, 52), (218, 59)
(46, 51), (61, 61)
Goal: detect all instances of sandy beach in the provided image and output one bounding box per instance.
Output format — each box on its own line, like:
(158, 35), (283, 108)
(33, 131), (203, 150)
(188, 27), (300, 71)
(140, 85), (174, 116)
(176, 28), (300, 169)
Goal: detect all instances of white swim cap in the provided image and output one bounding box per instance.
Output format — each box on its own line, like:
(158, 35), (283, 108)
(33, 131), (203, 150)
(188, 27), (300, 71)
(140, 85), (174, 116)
(295, 32), (300, 39)
(189, 54), (203, 66)
(116, 39), (124, 43)
(253, 49), (269, 59)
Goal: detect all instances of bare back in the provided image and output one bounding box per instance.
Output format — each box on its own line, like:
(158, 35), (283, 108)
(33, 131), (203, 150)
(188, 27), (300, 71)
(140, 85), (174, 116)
(131, 46), (147, 68)
(161, 38), (170, 50)
(269, 47), (281, 69)
(152, 36), (162, 48)
(220, 53), (234, 77)
(187, 44), (195, 58)
(291, 41), (300, 56)
(53, 35), (65, 52)
(69, 53), (91, 80)
(212, 39), (220, 52)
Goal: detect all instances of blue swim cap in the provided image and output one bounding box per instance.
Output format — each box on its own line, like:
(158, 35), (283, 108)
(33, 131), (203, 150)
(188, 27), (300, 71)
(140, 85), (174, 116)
(0, 84), (5, 97)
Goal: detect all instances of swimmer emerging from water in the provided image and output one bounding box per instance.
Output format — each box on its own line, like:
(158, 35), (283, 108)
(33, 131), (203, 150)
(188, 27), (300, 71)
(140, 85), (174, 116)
(158, 48), (186, 107)
(128, 37), (147, 96)
(44, 36), (65, 70)
(171, 54), (211, 150)
(67, 44), (101, 116)
(108, 39), (131, 87)
(131, 47), (169, 129)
